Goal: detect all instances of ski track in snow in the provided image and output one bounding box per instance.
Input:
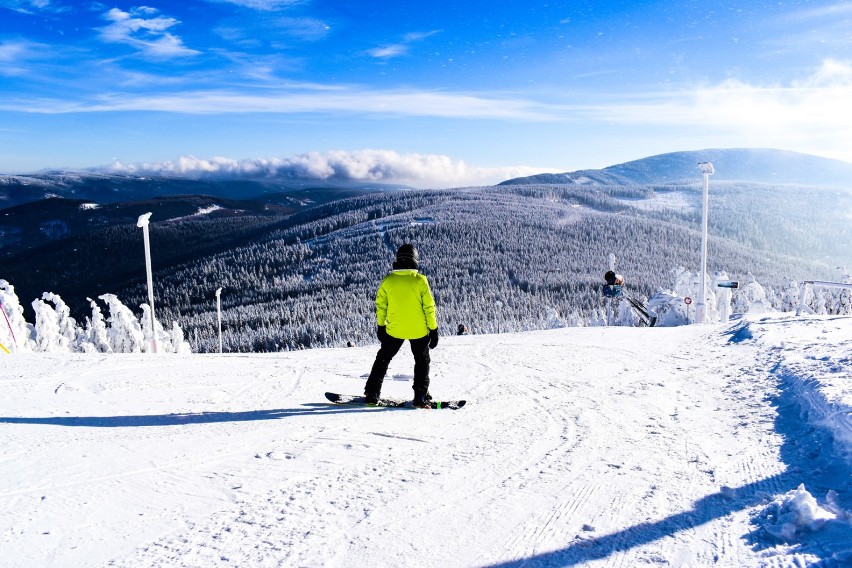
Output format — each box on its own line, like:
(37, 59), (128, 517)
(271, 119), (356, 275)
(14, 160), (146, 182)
(1, 316), (851, 567)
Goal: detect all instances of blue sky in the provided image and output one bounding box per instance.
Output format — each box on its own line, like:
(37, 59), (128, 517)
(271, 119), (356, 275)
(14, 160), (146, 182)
(1, 0), (851, 187)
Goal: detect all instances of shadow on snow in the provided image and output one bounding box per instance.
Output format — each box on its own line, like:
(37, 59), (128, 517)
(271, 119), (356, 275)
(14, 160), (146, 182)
(484, 341), (852, 567)
(0, 403), (402, 427)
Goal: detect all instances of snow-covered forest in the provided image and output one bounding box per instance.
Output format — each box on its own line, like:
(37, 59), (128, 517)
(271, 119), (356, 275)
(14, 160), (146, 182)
(3, 183), (850, 353)
(117, 184), (847, 352)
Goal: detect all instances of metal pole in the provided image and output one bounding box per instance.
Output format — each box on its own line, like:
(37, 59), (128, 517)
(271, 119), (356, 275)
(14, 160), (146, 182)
(137, 212), (158, 353)
(0, 304), (17, 351)
(696, 162), (714, 324)
(216, 287), (223, 354)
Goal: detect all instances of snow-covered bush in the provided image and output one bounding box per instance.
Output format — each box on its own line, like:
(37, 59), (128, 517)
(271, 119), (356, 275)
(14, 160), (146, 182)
(732, 273), (772, 315)
(0, 279), (36, 351)
(99, 293), (147, 353)
(79, 297), (113, 353)
(31, 292), (83, 352)
(646, 290), (687, 327)
(139, 303), (192, 353)
(0, 280), (191, 354)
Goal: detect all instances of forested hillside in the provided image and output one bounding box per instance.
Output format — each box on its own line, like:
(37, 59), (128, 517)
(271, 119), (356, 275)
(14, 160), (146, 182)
(4, 147), (850, 353)
(108, 183), (838, 352)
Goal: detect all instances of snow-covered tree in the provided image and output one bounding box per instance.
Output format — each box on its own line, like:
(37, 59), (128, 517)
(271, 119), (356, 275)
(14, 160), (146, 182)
(836, 268), (851, 315)
(0, 279), (35, 352)
(732, 273), (771, 314)
(42, 292), (79, 350)
(779, 278), (802, 313)
(31, 297), (69, 352)
(99, 294), (146, 353)
(170, 321), (192, 354)
(79, 297), (113, 353)
(544, 306), (566, 329)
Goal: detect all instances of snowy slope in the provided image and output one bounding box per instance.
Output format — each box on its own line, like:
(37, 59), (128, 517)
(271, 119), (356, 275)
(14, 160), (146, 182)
(1, 315), (850, 567)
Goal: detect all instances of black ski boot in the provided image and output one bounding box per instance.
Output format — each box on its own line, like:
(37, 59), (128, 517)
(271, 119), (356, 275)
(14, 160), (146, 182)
(364, 391), (380, 405)
(412, 390), (432, 408)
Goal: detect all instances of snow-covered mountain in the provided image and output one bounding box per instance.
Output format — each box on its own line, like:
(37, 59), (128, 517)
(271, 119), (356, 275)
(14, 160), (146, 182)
(0, 172), (405, 210)
(1, 314), (850, 566)
(500, 148), (852, 188)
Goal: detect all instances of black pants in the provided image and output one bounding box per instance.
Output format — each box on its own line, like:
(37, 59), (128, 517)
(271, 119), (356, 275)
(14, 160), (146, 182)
(364, 335), (430, 398)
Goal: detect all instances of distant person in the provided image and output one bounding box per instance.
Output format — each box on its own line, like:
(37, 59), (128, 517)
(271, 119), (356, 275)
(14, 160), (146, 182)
(603, 270), (624, 298)
(457, 324), (469, 335)
(603, 270), (657, 327)
(363, 244), (440, 407)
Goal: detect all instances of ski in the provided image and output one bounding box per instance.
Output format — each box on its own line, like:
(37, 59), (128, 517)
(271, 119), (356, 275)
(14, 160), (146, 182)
(625, 295), (657, 327)
(324, 392), (466, 410)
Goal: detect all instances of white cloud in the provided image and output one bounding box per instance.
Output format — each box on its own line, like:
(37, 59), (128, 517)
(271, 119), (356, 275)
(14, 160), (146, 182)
(404, 30), (441, 42)
(99, 7), (200, 58)
(104, 150), (558, 188)
(204, 0), (303, 11)
(0, 40), (29, 62)
(7, 87), (554, 121)
(780, 1), (852, 21)
(368, 44), (407, 59)
(0, 0), (64, 14)
(369, 29), (440, 59)
(272, 17), (331, 40)
(578, 59), (852, 162)
(0, 39), (51, 76)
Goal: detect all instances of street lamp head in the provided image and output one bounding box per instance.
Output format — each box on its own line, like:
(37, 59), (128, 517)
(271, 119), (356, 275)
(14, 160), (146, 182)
(137, 212), (152, 228)
(698, 162), (715, 175)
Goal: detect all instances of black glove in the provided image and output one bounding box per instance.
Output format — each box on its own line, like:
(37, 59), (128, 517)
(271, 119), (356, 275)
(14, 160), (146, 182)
(377, 325), (389, 342)
(428, 328), (439, 349)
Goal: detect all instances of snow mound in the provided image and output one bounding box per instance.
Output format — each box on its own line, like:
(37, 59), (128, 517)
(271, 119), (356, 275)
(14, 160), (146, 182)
(747, 315), (852, 468)
(760, 484), (836, 541)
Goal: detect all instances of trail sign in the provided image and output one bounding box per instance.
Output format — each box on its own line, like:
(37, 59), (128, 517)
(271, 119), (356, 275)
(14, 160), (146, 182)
(684, 297), (693, 305)
(717, 281), (739, 289)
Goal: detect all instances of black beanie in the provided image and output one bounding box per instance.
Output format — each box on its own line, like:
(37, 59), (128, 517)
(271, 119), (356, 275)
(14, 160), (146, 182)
(394, 244), (419, 269)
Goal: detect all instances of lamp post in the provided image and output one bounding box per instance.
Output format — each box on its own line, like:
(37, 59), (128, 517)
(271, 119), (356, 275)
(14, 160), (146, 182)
(215, 287), (223, 354)
(137, 212), (157, 353)
(696, 162), (715, 324)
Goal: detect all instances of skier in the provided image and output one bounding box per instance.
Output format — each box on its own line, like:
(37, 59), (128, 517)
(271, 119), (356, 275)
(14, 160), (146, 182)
(603, 270), (624, 298)
(364, 244), (440, 407)
(603, 270), (657, 327)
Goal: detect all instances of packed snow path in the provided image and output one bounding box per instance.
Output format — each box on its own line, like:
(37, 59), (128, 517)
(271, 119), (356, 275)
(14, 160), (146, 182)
(1, 317), (850, 567)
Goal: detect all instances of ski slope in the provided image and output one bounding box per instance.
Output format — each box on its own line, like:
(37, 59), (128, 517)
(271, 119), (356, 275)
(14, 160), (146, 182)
(1, 314), (850, 567)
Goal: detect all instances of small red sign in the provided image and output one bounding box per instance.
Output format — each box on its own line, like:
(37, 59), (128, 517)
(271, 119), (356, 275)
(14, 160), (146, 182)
(684, 297), (693, 305)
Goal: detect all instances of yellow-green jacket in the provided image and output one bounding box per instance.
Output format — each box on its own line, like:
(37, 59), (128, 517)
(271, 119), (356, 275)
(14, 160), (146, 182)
(376, 269), (438, 339)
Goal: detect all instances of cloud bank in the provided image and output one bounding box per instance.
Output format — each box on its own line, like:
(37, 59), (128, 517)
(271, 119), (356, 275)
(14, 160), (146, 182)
(103, 150), (558, 188)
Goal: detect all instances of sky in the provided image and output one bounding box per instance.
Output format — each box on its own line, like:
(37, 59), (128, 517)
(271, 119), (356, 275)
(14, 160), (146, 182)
(1, 0), (851, 187)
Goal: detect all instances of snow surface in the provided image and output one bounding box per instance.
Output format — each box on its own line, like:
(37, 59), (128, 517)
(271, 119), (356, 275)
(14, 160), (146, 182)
(1, 314), (851, 567)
